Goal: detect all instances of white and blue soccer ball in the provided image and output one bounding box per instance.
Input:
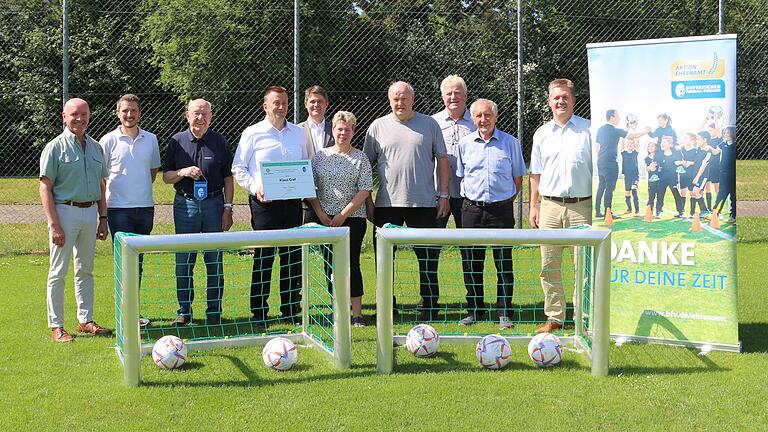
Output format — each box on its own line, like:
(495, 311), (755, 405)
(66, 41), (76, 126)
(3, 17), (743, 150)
(527, 332), (563, 368)
(152, 335), (188, 369)
(262, 337), (298, 370)
(476, 334), (512, 369)
(405, 324), (440, 357)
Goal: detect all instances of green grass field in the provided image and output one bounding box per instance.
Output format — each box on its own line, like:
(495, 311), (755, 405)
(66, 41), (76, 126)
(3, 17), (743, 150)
(2, 218), (768, 430)
(1, 159), (767, 204)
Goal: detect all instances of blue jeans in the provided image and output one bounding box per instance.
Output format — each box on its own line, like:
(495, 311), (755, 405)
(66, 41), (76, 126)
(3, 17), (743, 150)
(107, 207), (154, 239)
(108, 206), (154, 284)
(173, 193), (224, 319)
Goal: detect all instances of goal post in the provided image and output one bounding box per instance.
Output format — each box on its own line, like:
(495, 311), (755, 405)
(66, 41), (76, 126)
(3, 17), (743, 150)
(375, 227), (611, 377)
(114, 227), (351, 387)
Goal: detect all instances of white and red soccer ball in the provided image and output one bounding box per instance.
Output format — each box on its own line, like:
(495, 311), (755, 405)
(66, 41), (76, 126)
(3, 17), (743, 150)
(262, 337), (298, 370)
(152, 335), (188, 369)
(476, 334), (512, 369)
(405, 324), (440, 357)
(527, 332), (563, 368)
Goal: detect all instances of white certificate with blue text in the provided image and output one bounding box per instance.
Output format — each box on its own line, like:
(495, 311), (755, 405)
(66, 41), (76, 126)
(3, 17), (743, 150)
(259, 160), (316, 200)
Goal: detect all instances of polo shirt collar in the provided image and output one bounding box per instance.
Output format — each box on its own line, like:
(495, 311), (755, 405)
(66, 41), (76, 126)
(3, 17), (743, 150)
(116, 126), (146, 140)
(186, 128), (209, 143)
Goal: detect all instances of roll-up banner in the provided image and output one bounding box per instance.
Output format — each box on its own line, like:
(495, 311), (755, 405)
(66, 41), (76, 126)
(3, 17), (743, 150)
(587, 35), (739, 352)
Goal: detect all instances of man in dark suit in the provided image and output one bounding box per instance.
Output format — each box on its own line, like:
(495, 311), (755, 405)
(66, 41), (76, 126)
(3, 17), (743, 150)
(298, 85), (334, 223)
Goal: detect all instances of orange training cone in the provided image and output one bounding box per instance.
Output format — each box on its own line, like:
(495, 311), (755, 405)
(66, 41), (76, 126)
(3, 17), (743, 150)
(690, 212), (703, 232)
(643, 205), (653, 222)
(710, 209), (721, 229)
(604, 208), (615, 227)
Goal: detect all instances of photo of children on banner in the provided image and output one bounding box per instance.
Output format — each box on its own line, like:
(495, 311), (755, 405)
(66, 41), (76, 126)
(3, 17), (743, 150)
(596, 106), (736, 227)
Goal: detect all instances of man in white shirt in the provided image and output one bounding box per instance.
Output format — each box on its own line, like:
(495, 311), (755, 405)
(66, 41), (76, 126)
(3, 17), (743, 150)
(432, 75), (476, 229)
(529, 78), (593, 333)
(232, 86), (308, 328)
(99, 94), (161, 327)
(100, 94), (160, 239)
(297, 85), (334, 223)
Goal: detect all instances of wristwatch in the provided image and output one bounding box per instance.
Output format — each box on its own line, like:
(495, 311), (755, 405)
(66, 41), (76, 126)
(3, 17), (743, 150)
(223, 203), (234, 210)
(437, 193), (450, 199)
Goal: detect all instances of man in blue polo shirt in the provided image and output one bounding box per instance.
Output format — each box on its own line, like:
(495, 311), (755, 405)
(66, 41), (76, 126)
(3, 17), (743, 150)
(454, 98), (525, 330)
(162, 98), (234, 326)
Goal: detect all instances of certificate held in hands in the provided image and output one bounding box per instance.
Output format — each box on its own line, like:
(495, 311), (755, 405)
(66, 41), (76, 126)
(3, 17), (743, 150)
(260, 160), (316, 200)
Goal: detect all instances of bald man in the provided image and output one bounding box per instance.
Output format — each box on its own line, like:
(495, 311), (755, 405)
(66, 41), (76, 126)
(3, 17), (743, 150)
(363, 81), (450, 321)
(39, 98), (112, 342)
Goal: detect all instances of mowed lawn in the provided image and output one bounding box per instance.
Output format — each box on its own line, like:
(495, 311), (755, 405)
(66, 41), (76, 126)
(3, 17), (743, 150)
(1, 159), (766, 204)
(1, 219), (767, 430)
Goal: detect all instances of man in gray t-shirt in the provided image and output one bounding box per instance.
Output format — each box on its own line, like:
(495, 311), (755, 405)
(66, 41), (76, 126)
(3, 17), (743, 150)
(363, 81), (450, 321)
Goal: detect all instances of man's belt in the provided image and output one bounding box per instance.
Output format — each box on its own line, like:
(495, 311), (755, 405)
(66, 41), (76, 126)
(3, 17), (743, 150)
(543, 195), (591, 204)
(177, 190), (223, 200)
(464, 197), (515, 207)
(61, 201), (95, 208)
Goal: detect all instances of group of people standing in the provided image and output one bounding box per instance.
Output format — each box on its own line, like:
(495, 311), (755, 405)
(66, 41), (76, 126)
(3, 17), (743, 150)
(595, 109), (736, 221)
(40, 76), (591, 342)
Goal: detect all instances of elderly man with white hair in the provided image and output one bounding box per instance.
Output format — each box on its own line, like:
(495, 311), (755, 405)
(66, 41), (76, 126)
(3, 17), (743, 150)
(432, 75), (476, 228)
(454, 98), (525, 330)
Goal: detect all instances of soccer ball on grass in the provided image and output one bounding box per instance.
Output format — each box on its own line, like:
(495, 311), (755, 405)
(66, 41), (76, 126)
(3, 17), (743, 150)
(152, 335), (188, 369)
(405, 324), (440, 357)
(527, 332), (563, 368)
(262, 337), (298, 370)
(476, 334), (512, 369)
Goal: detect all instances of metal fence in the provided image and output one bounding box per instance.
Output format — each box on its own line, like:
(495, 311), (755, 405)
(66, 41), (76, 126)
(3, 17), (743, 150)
(1, 0), (765, 223)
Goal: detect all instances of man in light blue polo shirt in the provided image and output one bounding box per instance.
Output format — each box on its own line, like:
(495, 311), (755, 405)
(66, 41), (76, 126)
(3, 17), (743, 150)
(39, 98), (112, 342)
(454, 98), (525, 330)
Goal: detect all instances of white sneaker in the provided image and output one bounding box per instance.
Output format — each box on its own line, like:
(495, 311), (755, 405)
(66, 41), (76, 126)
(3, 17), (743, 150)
(499, 316), (514, 330)
(139, 316), (150, 327)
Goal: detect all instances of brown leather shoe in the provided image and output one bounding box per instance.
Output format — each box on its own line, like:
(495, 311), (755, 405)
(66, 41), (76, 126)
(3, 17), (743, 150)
(51, 327), (74, 342)
(77, 321), (112, 336)
(174, 315), (190, 326)
(535, 320), (563, 334)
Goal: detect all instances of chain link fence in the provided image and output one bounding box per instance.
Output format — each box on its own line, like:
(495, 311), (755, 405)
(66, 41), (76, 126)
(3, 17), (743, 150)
(1, 0), (765, 224)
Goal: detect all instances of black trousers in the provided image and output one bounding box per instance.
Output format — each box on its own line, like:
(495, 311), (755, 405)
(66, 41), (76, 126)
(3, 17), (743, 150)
(647, 181), (662, 213)
(320, 216), (367, 298)
(460, 199), (515, 317)
(248, 197), (303, 320)
(714, 173), (736, 218)
(373, 207), (440, 310)
(436, 197), (464, 228)
(596, 163), (619, 212)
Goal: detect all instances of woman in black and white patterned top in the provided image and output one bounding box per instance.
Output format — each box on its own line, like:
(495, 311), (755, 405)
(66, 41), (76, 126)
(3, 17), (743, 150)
(309, 111), (373, 327)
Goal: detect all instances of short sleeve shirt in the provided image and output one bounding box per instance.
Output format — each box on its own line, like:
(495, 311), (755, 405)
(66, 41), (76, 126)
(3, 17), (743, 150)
(455, 128), (526, 202)
(431, 109), (476, 198)
(100, 127), (161, 208)
(311, 148), (373, 218)
(161, 128), (232, 195)
(621, 150), (639, 177)
(39, 129), (107, 203)
(363, 112), (446, 207)
(529, 115), (592, 198)
(595, 123), (627, 167)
